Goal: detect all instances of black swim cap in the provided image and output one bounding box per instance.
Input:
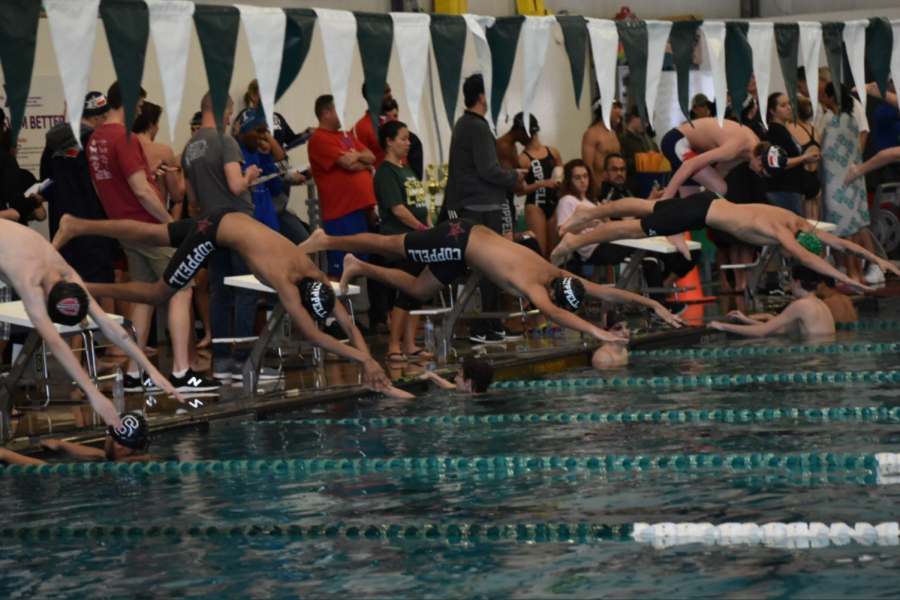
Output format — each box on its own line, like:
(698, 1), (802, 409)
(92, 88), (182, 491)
(605, 310), (628, 330)
(47, 281), (89, 326)
(107, 412), (150, 451)
(299, 278), (336, 322)
(552, 277), (585, 312)
(763, 145), (788, 176)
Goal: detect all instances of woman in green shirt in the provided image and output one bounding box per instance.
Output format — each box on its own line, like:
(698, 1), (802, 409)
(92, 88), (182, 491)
(374, 120), (432, 362)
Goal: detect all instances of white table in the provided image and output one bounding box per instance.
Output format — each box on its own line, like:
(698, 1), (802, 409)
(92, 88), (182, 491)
(609, 237), (702, 291)
(223, 275), (360, 396)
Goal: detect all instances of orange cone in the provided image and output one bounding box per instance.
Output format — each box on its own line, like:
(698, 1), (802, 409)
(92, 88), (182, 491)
(669, 233), (716, 303)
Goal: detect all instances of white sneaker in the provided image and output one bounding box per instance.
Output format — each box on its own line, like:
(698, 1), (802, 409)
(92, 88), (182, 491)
(866, 264), (886, 285)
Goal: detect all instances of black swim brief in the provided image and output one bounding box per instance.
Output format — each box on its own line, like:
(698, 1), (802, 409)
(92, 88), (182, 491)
(163, 207), (236, 289)
(403, 218), (477, 285)
(660, 128), (700, 187)
(639, 191), (718, 237)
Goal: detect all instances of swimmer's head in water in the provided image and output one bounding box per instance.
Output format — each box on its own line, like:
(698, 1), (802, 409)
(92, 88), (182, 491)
(790, 264), (822, 292)
(47, 281), (89, 326)
(797, 231), (823, 255)
(299, 278), (336, 322)
(550, 277), (585, 312)
(457, 358), (494, 394)
(605, 311), (630, 341)
(107, 412), (150, 455)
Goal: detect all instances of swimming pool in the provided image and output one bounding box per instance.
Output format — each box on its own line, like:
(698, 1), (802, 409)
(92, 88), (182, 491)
(4, 320), (900, 598)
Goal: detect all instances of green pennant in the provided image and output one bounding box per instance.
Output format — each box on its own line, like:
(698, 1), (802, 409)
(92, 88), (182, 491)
(725, 21), (753, 125)
(486, 15), (524, 127)
(194, 5), (240, 133)
(774, 23), (800, 122)
(100, 0), (149, 135)
(0, 0), (40, 141)
(670, 19), (702, 125)
(616, 20), (649, 125)
(276, 8), (316, 103)
(356, 12), (394, 135)
(821, 22), (844, 111)
(555, 15), (587, 108)
(866, 17), (892, 98)
(430, 14), (467, 128)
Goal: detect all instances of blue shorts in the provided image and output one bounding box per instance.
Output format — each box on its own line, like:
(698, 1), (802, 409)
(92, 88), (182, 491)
(322, 209), (370, 276)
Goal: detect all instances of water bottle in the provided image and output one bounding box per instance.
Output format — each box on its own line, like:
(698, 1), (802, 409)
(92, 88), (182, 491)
(424, 316), (435, 355)
(113, 367), (125, 411)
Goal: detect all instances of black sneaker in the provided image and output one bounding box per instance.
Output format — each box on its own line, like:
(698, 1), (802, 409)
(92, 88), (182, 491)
(663, 301), (688, 316)
(169, 369), (222, 392)
(469, 330), (506, 344)
(123, 373), (161, 393)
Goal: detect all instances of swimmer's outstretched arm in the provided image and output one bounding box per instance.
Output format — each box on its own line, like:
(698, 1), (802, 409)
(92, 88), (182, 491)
(39, 438), (105, 459)
(776, 231), (875, 292)
(0, 448), (47, 467)
(524, 284), (625, 345)
(814, 228), (900, 278)
(576, 277), (684, 328)
(709, 302), (803, 337)
(418, 370), (456, 390)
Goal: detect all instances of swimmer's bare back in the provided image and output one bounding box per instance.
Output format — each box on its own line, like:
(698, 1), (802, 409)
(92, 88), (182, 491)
(0, 220), (74, 291)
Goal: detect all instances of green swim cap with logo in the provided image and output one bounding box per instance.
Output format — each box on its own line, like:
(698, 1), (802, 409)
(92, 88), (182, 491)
(797, 231), (822, 255)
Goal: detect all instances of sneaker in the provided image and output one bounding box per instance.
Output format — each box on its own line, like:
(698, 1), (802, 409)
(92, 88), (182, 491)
(663, 301), (688, 316)
(502, 329), (525, 340)
(169, 369), (222, 392)
(232, 362), (282, 382)
(213, 359), (233, 380)
(866, 264), (886, 285)
(123, 373), (162, 393)
(469, 330), (506, 344)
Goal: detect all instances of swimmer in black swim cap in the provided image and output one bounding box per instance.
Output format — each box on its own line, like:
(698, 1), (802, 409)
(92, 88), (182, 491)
(550, 277), (585, 312)
(299, 278), (336, 322)
(46, 280), (90, 326)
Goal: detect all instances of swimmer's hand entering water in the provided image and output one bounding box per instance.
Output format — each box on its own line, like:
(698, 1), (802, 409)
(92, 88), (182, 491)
(651, 302), (685, 328)
(363, 358), (390, 391)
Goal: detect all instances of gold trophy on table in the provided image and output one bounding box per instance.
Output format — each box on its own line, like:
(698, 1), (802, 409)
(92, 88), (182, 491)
(425, 162), (449, 222)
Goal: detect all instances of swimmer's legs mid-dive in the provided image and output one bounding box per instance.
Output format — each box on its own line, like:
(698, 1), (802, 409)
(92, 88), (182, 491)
(86, 279), (177, 306)
(559, 198), (657, 235)
(299, 228), (406, 259)
(341, 254), (445, 300)
(550, 220), (648, 266)
(53, 214), (171, 251)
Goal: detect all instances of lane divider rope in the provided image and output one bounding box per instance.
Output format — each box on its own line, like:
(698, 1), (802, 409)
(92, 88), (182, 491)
(245, 406), (900, 428)
(837, 319), (900, 330)
(491, 370), (900, 389)
(630, 342), (900, 358)
(4, 452), (900, 478)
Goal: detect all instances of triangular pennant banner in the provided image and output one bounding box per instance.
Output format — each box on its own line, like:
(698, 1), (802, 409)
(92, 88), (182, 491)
(314, 8), (357, 129)
(194, 4), (241, 133)
(616, 20), (650, 126)
(391, 13), (430, 133)
(701, 21), (727, 127)
(356, 12), (394, 135)
(486, 15), (524, 128)
(555, 15), (588, 108)
(430, 14), (467, 128)
(463, 15), (496, 130)
(44, 0), (100, 145)
(147, 0), (194, 141)
(843, 20), (868, 115)
(821, 22), (845, 111)
(0, 0), (40, 142)
(237, 5), (286, 135)
(670, 19), (702, 125)
(747, 22), (774, 120)
(891, 21), (900, 111)
(644, 20), (672, 129)
(586, 19), (619, 130)
(100, 0), (150, 135)
(725, 21), (753, 125)
(798, 22), (822, 123)
(521, 16), (555, 129)
(866, 17), (892, 99)
(774, 22), (800, 128)
(276, 9), (316, 103)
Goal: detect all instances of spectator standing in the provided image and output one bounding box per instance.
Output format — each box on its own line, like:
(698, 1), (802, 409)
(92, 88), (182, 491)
(443, 74), (525, 344)
(617, 105), (659, 193)
(382, 99), (424, 181)
(374, 120), (431, 361)
(785, 96), (822, 220)
(517, 113), (562, 258)
(182, 92), (275, 382)
(689, 94), (712, 121)
(582, 99), (622, 183)
(235, 79), (302, 148)
(88, 82), (216, 392)
(765, 92), (820, 217)
(495, 118), (528, 239)
(234, 110), (282, 232)
(354, 82), (393, 168)
(132, 102), (185, 215)
(808, 67), (868, 152)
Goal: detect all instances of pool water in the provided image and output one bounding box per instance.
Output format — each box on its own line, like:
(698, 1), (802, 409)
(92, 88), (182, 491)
(5, 322), (900, 597)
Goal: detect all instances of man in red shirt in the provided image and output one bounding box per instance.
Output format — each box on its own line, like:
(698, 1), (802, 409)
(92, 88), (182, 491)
(307, 95), (377, 278)
(352, 82), (393, 168)
(87, 82), (218, 394)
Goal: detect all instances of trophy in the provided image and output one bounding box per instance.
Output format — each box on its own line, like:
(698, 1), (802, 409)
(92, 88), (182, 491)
(425, 162), (449, 222)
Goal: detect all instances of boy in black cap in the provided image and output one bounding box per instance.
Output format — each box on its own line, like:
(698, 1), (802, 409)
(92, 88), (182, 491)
(592, 311), (630, 369)
(0, 412), (152, 466)
(298, 220), (684, 345)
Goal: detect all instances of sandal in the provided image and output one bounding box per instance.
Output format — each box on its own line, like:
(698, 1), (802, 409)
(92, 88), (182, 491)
(406, 349), (435, 361)
(386, 352), (408, 363)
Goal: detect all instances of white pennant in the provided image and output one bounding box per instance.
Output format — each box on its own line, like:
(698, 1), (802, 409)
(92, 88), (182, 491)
(843, 20), (868, 116)
(748, 22), (774, 125)
(645, 20), (673, 129)
(390, 13), (431, 133)
(313, 8), (357, 129)
(146, 0), (194, 141)
(585, 19), (618, 130)
(44, 0), (100, 146)
(237, 5), (286, 135)
(798, 22), (824, 123)
(521, 16), (555, 130)
(463, 14), (497, 129)
(891, 21), (900, 107)
(701, 21), (727, 127)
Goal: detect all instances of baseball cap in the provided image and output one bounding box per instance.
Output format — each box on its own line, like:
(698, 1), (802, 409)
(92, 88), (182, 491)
(83, 92), (109, 117)
(237, 109), (265, 135)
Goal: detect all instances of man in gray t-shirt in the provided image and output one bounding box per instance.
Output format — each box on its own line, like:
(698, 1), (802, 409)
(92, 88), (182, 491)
(182, 129), (255, 215)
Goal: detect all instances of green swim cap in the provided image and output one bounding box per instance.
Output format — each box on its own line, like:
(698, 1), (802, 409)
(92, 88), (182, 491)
(797, 232), (822, 255)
